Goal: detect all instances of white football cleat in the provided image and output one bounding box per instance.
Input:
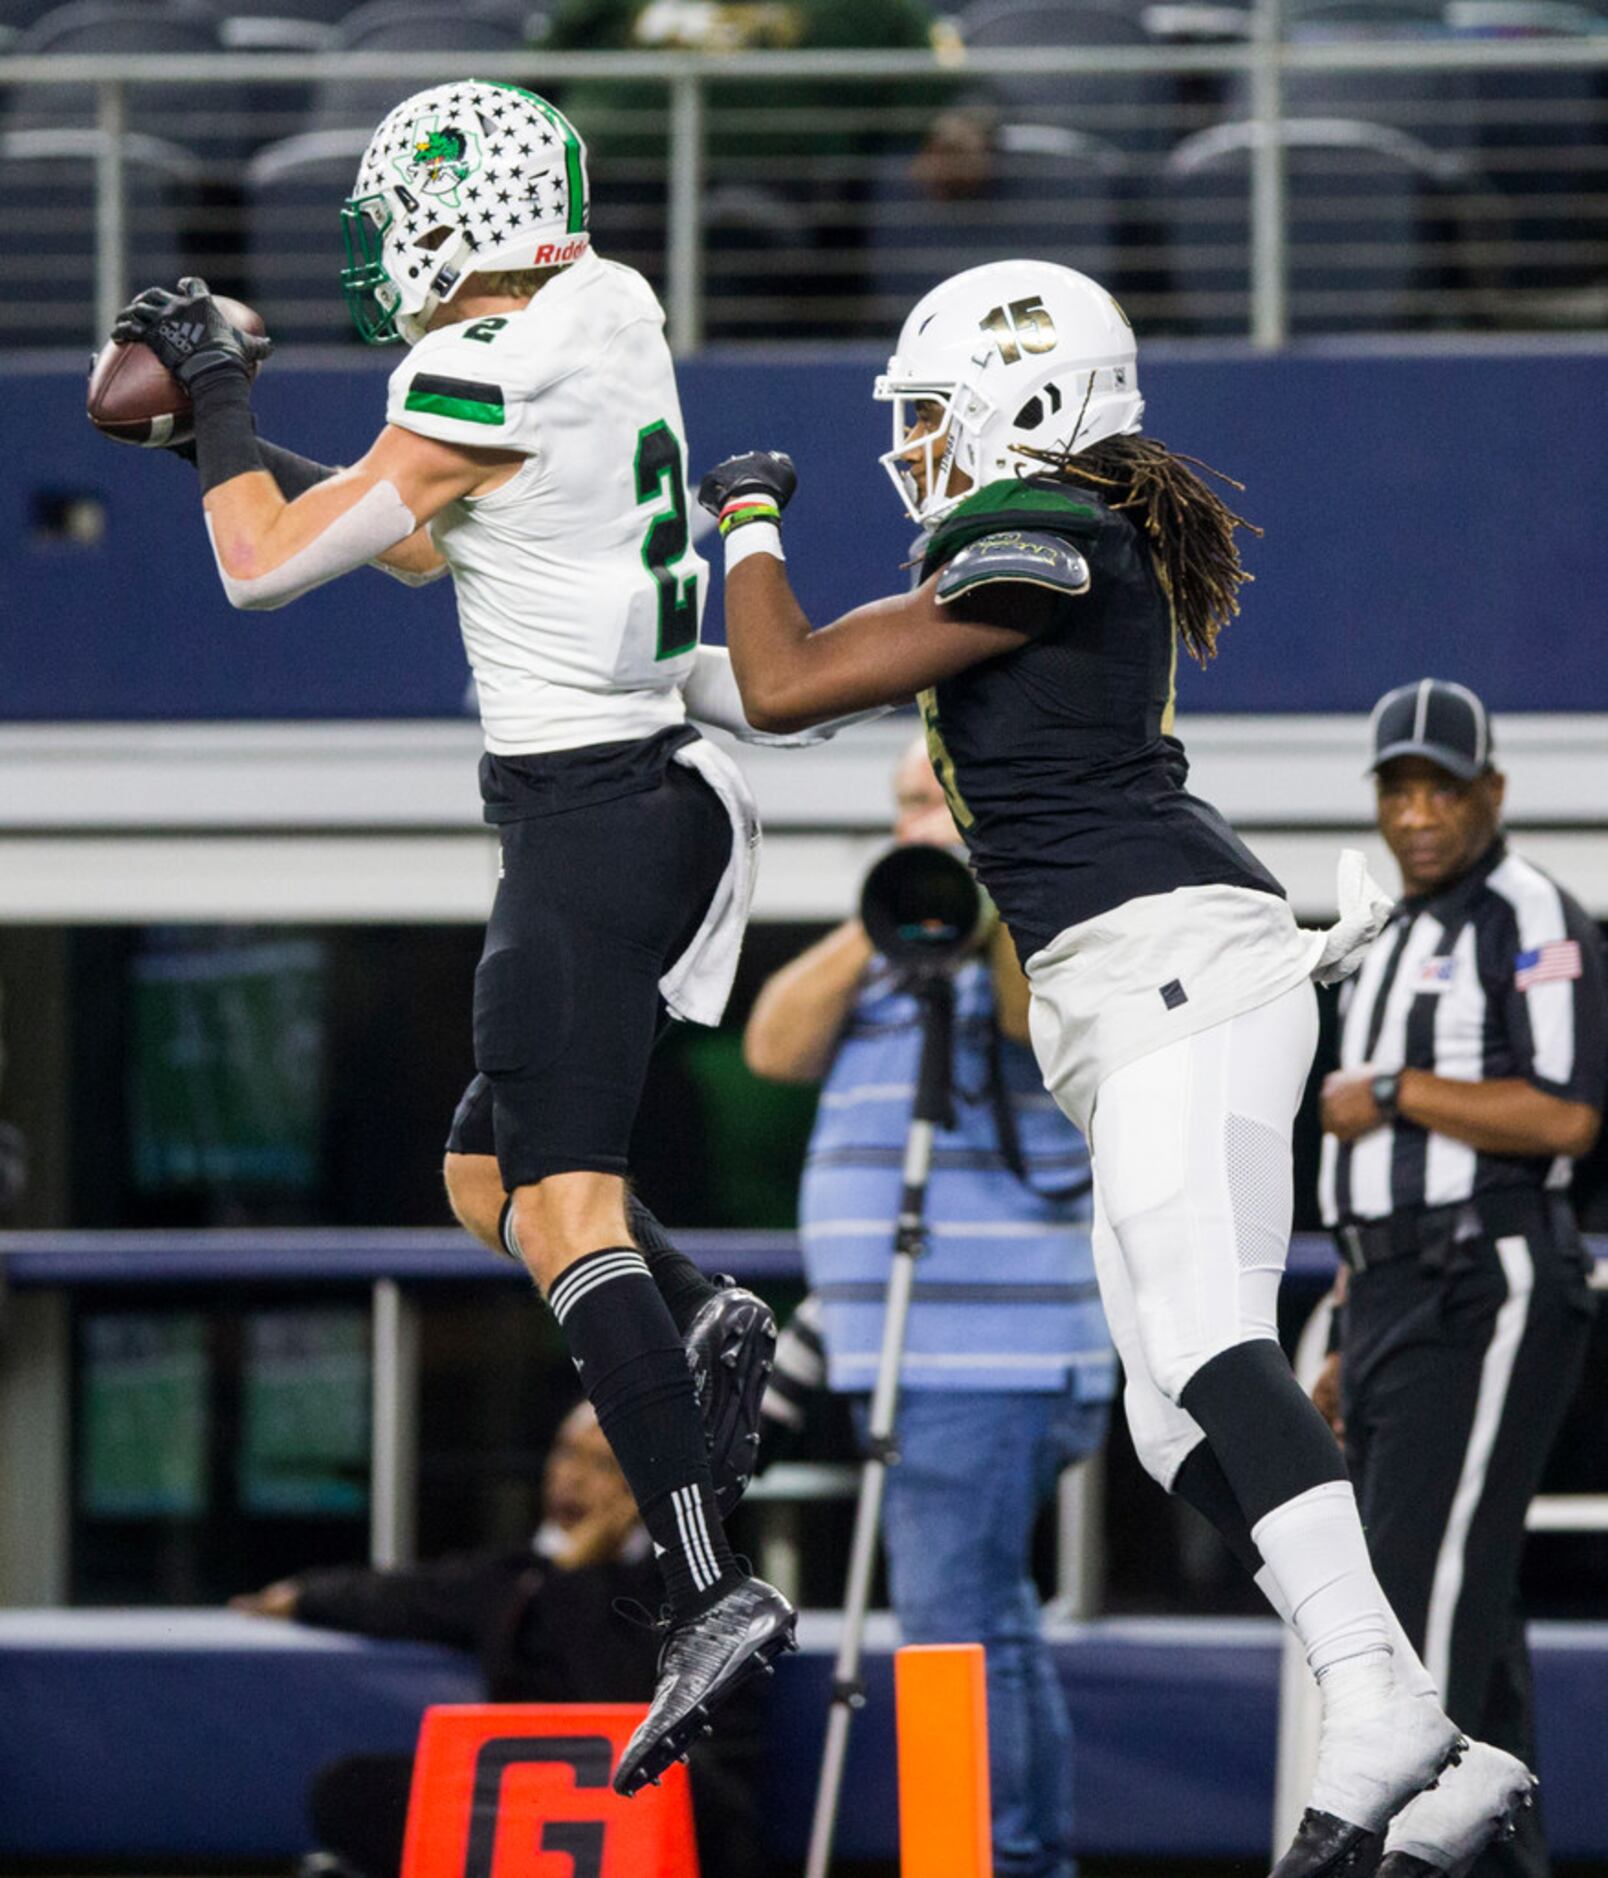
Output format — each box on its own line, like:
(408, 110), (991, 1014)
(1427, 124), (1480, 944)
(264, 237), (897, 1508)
(1310, 1686), (1465, 1836)
(1375, 1741), (1537, 1878)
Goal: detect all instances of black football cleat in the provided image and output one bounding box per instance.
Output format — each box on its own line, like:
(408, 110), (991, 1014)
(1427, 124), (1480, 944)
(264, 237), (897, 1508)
(685, 1278), (776, 1519)
(1270, 1810), (1387, 1878)
(613, 1575), (797, 1798)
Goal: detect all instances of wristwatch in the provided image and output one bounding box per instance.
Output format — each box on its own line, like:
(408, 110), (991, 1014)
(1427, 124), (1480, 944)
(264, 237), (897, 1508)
(1370, 1070), (1401, 1122)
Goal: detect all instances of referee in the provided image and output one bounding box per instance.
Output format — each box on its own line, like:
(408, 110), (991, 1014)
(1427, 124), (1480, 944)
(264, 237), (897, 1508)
(1317, 678), (1606, 1878)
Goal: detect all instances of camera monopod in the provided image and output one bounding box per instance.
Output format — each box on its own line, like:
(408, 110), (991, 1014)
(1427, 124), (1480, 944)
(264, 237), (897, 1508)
(805, 842), (989, 1878)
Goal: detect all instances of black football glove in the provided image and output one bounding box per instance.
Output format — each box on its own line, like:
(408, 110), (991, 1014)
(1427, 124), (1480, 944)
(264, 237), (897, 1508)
(697, 450), (798, 520)
(111, 276), (271, 389)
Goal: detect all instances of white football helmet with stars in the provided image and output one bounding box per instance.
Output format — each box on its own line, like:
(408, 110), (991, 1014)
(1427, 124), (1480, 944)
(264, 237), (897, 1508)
(874, 259), (1144, 526)
(341, 80), (590, 346)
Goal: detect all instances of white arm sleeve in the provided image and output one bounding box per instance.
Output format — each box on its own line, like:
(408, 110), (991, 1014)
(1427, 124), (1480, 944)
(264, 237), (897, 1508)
(371, 556), (451, 588)
(206, 479), (418, 612)
(682, 645), (754, 736)
(682, 645), (891, 746)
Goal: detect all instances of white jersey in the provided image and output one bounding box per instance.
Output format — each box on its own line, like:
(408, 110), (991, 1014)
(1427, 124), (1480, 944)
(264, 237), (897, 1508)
(385, 250), (706, 754)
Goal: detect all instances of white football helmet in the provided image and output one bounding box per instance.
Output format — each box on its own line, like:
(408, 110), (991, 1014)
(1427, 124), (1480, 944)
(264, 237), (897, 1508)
(874, 260), (1144, 525)
(341, 80), (590, 346)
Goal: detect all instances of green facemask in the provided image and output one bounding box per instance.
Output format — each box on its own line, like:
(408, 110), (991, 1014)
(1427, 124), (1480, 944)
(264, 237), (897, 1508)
(340, 194), (404, 346)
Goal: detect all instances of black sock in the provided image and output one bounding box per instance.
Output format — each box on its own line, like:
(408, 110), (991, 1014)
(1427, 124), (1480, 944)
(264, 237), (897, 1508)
(548, 1246), (739, 1620)
(626, 1191), (720, 1335)
(1177, 1339), (1348, 1530)
(1170, 1437), (1264, 1576)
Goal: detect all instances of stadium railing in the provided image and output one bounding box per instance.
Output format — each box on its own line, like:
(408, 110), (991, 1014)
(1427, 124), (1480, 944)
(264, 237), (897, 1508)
(0, 27), (1605, 349)
(3, 1226), (1602, 1605)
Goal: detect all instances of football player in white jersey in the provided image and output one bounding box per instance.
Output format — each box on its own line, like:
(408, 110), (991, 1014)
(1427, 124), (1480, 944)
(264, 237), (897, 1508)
(108, 79), (796, 1796)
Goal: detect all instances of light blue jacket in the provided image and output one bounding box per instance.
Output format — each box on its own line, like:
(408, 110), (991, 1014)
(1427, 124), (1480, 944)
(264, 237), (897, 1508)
(799, 956), (1116, 1398)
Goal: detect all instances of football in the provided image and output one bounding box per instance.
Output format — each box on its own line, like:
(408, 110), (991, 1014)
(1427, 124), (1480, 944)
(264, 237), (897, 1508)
(86, 295), (268, 447)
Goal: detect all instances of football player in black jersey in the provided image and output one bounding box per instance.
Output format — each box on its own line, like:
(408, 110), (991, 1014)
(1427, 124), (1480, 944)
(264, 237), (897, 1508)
(699, 261), (1534, 1878)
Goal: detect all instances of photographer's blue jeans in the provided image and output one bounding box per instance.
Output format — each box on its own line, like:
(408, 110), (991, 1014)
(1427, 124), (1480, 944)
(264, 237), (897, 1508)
(860, 1389), (1110, 1878)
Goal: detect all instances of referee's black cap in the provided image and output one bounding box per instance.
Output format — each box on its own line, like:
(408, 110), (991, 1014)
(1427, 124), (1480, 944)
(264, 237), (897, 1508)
(1369, 678), (1494, 781)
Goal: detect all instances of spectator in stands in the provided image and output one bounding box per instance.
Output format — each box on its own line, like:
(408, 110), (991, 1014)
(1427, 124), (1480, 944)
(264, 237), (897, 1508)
(745, 736), (1114, 1878)
(538, 0), (956, 333)
(542, 0), (945, 163)
(234, 1400), (762, 1878)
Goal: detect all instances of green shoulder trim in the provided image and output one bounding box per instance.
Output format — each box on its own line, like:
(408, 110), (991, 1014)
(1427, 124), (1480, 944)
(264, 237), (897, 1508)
(404, 372), (505, 426)
(923, 478), (1103, 580)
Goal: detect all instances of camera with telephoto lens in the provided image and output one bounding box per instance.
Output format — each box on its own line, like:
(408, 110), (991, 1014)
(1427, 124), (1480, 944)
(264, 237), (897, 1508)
(859, 843), (989, 975)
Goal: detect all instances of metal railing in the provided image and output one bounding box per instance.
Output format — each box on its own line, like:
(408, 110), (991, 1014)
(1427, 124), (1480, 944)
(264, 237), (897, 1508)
(0, 20), (1605, 350)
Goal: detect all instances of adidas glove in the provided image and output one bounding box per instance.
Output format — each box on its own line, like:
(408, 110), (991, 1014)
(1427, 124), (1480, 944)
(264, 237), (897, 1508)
(112, 277), (272, 389)
(697, 450), (798, 538)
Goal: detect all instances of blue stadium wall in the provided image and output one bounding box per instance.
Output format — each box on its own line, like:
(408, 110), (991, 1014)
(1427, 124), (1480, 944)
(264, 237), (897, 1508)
(3, 345), (1603, 719)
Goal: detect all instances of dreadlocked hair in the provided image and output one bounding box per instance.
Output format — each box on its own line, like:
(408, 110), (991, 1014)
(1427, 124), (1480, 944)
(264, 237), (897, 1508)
(1015, 434), (1261, 666)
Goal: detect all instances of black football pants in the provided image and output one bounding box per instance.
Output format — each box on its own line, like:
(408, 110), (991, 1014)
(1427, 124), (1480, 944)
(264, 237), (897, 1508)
(1341, 1209), (1595, 1878)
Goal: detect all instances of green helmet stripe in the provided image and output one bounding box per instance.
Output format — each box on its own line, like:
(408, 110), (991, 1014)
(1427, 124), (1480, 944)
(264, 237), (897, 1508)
(484, 83), (586, 234)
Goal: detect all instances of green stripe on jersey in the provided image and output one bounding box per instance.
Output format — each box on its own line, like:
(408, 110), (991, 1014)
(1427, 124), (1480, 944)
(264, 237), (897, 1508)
(405, 372), (505, 425)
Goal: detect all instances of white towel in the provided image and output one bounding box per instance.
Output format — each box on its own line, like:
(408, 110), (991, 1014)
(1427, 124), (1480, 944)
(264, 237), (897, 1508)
(660, 736), (762, 1026)
(1305, 848), (1395, 986)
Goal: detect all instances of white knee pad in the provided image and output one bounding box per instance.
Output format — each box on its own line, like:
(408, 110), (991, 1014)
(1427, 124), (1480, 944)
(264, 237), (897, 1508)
(1126, 1233), (1286, 1401)
(1093, 992), (1307, 1402)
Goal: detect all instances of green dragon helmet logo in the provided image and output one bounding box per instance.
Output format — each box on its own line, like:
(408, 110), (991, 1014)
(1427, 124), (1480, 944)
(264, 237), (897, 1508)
(394, 118), (481, 208)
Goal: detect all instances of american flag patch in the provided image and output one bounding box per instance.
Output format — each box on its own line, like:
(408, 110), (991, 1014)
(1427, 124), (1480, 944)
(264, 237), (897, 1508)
(1514, 940), (1582, 991)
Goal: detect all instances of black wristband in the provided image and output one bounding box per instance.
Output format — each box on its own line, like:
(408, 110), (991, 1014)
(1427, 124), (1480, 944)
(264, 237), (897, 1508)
(190, 367), (265, 495)
(257, 438), (338, 501)
(1326, 1301), (1345, 1355)
(169, 430), (334, 500)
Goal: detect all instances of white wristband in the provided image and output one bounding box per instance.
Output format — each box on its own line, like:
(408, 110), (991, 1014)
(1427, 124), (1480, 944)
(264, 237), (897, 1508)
(724, 519), (784, 571)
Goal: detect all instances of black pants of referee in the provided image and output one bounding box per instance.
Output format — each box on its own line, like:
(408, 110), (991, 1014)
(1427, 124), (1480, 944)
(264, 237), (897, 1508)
(1341, 1195), (1595, 1878)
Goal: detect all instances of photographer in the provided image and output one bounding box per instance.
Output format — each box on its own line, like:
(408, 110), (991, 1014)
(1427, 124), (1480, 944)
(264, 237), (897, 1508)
(744, 737), (1113, 1878)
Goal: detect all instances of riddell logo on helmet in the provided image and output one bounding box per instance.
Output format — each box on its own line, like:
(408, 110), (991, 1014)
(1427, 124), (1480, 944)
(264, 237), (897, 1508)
(532, 236), (589, 266)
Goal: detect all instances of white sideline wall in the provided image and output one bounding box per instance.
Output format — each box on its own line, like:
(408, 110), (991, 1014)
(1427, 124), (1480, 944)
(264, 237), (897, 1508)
(0, 716), (1604, 922)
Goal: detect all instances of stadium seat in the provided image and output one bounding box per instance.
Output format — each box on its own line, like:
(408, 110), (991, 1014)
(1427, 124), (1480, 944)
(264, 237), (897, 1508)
(0, 127), (197, 345)
(863, 125), (1131, 331)
(1162, 116), (1500, 334)
(306, 0), (537, 134)
(1285, 0), (1446, 25)
(244, 127), (370, 342)
(1448, 1), (1608, 313)
(1213, 7), (1478, 156)
(956, 0), (1179, 161)
(0, 3), (260, 168)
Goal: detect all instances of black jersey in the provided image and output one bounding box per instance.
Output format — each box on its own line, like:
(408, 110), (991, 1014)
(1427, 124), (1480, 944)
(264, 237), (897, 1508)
(918, 476), (1283, 962)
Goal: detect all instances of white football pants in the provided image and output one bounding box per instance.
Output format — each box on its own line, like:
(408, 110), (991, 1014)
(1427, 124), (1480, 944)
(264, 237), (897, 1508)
(1076, 980), (1321, 1489)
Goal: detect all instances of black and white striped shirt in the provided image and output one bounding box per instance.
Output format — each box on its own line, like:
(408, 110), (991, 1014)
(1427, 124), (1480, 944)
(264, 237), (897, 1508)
(1320, 840), (1607, 1225)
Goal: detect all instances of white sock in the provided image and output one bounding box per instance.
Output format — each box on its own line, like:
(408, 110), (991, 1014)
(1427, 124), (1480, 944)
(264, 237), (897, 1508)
(1255, 1559), (1292, 1625)
(1252, 1480), (1394, 1700)
(1381, 1601), (1439, 1703)
(1255, 1532), (1438, 1704)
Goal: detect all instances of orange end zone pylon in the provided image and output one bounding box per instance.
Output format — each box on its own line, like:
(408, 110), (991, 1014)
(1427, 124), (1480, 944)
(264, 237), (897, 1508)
(399, 1704), (700, 1878)
(895, 1644), (993, 1878)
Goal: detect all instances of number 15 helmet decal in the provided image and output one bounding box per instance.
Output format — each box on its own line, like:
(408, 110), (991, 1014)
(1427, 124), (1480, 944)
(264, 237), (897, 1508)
(874, 260), (1144, 525)
(342, 81), (589, 346)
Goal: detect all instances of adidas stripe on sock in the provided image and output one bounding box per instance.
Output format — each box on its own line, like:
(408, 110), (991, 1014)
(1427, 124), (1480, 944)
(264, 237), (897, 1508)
(545, 1244), (739, 1619)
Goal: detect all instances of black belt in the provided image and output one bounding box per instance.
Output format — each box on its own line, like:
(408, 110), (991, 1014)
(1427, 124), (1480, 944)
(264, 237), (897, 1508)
(1336, 1189), (1570, 1274)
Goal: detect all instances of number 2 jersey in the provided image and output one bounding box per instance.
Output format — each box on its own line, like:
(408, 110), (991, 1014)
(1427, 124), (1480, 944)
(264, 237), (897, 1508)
(385, 249), (705, 755)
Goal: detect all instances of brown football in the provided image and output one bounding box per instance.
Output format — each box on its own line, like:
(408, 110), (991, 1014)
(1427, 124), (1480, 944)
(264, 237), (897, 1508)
(87, 295), (268, 447)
